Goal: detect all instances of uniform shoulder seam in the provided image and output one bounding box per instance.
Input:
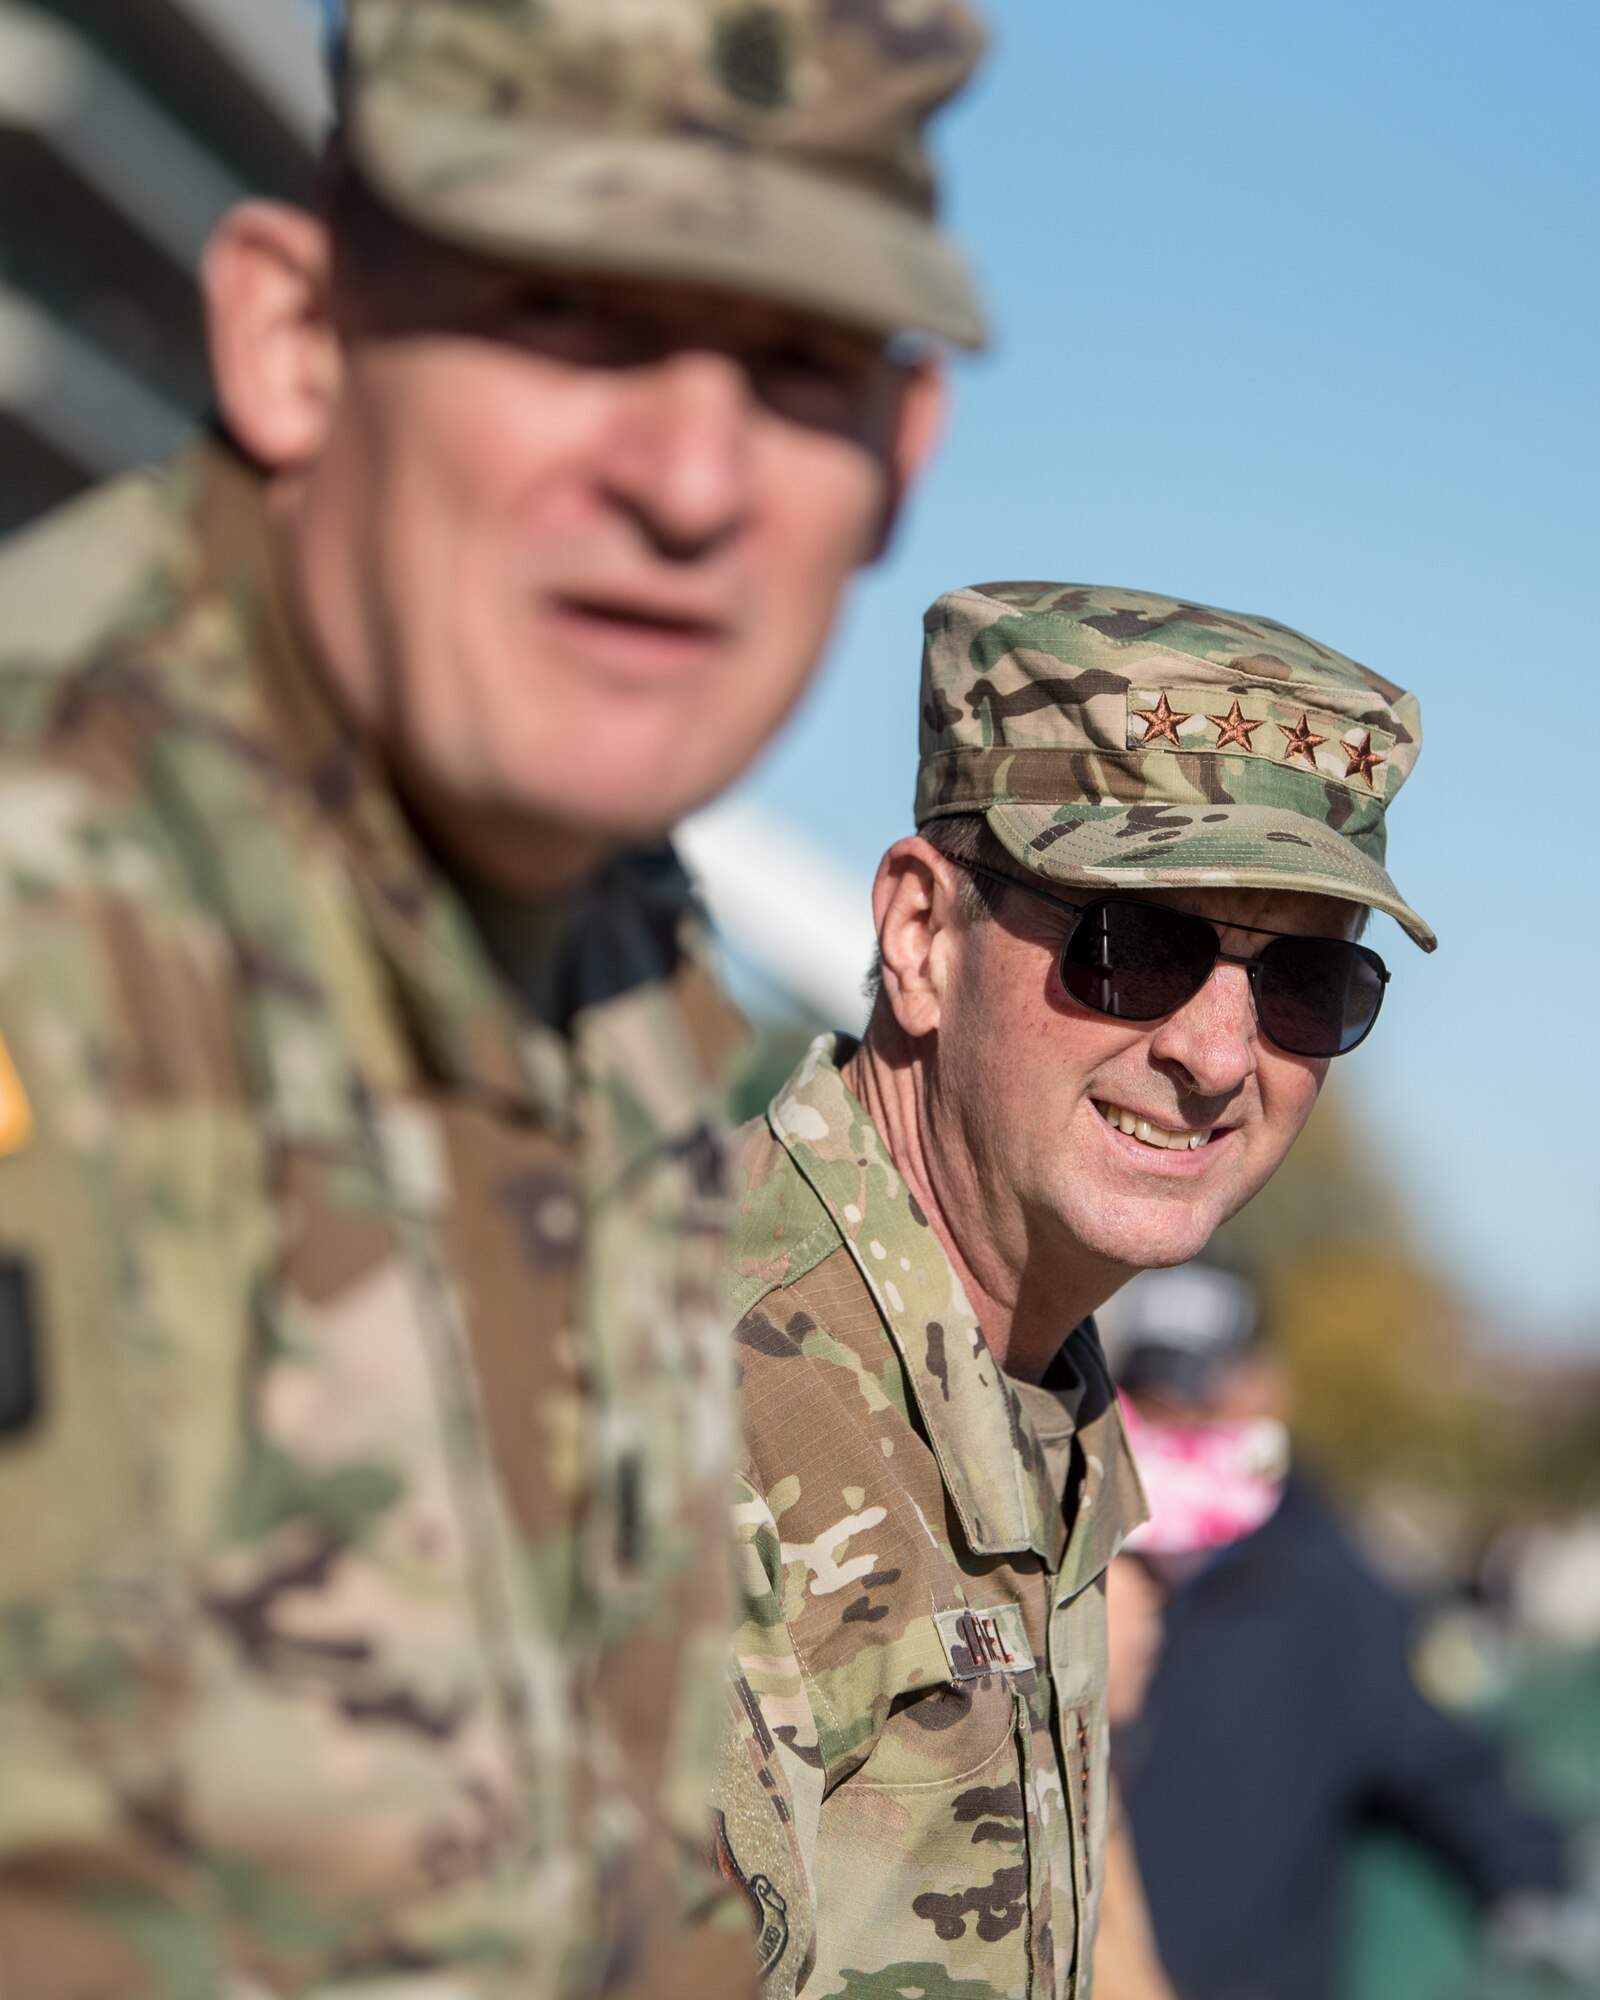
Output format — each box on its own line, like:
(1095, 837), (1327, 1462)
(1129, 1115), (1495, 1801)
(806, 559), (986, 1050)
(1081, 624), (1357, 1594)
(727, 1113), (841, 1321)
(0, 471), (171, 694)
(729, 1214), (841, 1322)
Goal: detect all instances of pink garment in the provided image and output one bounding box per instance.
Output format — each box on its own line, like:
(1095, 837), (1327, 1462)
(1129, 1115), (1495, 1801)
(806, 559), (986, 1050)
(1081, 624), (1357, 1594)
(1121, 1398), (1290, 1557)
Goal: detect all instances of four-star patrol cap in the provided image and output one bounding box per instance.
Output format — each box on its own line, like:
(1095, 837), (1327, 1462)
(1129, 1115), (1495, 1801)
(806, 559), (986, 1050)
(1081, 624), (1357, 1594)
(915, 581), (1436, 949)
(326, 0), (987, 349)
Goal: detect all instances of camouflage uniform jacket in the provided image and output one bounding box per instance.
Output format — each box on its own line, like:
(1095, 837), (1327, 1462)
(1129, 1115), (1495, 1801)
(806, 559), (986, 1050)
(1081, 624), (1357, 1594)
(0, 442), (753, 1999)
(712, 1036), (1146, 2000)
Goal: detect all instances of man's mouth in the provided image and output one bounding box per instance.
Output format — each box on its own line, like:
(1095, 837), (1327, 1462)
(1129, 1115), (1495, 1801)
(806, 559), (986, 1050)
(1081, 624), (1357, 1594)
(541, 589), (733, 681)
(552, 591), (728, 644)
(1094, 1099), (1218, 1152)
(552, 584), (724, 640)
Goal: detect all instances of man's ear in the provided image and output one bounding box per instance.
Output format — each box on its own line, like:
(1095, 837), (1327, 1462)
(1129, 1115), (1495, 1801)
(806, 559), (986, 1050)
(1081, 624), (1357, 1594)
(202, 202), (342, 472)
(866, 353), (948, 564)
(872, 835), (964, 1039)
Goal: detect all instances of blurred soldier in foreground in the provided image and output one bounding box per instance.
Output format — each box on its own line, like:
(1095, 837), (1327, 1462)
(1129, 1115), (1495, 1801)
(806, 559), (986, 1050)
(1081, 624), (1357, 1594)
(711, 583), (1435, 1997)
(0, 2), (983, 1993)
(1113, 1264), (1577, 2000)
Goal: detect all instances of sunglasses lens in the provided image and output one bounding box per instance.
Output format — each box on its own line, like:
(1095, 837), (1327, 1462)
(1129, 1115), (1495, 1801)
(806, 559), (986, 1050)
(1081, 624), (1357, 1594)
(1059, 902), (1219, 1021)
(1256, 937), (1386, 1056)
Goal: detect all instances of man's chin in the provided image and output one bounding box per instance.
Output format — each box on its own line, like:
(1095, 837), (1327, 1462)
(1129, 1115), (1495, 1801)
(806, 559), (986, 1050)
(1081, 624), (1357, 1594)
(469, 753), (691, 841)
(1079, 1194), (1232, 1277)
(428, 734), (774, 878)
(526, 785), (695, 849)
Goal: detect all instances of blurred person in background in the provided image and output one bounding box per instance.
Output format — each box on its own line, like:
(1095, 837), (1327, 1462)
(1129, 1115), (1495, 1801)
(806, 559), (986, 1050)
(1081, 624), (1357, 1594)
(710, 581), (1433, 1997)
(1111, 1263), (1577, 2000)
(1098, 1552), (1182, 2000)
(1098, 1349), (1299, 2000)
(0, 1), (984, 1993)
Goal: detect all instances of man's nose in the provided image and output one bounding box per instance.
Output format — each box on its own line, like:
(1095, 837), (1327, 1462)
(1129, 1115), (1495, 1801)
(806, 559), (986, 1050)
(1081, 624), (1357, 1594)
(1146, 961), (1258, 1096)
(604, 348), (755, 557)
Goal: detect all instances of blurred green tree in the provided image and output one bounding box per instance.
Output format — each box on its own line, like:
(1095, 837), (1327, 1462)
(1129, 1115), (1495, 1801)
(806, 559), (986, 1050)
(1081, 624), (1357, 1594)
(1210, 1082), (1600, 1515)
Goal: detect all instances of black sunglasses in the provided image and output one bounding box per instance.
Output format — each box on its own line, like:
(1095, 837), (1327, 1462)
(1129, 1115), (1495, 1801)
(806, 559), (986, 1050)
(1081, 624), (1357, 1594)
(959, 863), (1389, 1058)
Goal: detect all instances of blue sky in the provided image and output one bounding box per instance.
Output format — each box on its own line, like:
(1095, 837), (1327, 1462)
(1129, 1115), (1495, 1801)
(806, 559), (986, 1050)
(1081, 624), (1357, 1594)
(726, 0), (1600, 1338)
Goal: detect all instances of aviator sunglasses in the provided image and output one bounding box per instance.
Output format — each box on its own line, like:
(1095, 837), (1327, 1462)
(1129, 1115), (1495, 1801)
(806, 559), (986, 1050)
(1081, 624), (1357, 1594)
(958, 863), (1390, 1058)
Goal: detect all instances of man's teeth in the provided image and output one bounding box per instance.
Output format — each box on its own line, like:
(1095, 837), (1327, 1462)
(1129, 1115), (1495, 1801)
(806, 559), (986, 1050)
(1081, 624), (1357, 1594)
(1097, 1101), (1211, 1151)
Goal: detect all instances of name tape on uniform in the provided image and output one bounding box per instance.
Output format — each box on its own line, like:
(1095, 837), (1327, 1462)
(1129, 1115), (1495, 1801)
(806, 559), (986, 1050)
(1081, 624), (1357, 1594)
(934, 1603), (1035, 1682)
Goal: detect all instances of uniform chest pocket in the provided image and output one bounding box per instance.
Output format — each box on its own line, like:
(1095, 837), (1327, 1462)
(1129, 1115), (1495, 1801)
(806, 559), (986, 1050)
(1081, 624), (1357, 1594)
(857, 1604), (1033, 1791)
(807, 1610), (1039, 1998)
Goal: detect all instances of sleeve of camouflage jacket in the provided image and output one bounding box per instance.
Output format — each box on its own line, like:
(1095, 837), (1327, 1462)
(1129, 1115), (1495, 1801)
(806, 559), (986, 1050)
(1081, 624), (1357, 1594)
(0, 730), (287, 1996)
(712, 1467), (826, 2000)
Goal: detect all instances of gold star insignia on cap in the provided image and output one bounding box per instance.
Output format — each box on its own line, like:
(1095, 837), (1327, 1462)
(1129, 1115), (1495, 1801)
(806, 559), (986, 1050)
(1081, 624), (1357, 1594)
(1208, 700), (1263, 752)
(1278, 712), (1327, 767)
(1342, 733), (1386, 788)
(1133, 692), (1193, 747)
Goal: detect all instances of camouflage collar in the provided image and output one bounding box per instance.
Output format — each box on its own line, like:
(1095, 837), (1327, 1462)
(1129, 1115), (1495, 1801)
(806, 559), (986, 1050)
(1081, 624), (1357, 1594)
(766, 1035), (1069, 1560)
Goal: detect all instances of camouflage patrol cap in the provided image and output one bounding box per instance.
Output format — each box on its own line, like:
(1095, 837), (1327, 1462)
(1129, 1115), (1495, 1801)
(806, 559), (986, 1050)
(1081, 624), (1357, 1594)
(916, 581), (1435, 950)
(334, 0), (987, 348)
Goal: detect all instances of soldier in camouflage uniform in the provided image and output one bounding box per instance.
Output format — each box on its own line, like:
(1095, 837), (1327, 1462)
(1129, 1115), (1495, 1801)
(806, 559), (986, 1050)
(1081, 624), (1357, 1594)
(0, 3), (984, 1994)
(711, 582), (1434, 1998)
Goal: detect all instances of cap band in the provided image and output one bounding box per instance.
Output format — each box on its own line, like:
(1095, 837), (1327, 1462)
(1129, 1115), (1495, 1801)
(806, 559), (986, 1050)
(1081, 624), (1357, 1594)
(918, 746), (1389, 859)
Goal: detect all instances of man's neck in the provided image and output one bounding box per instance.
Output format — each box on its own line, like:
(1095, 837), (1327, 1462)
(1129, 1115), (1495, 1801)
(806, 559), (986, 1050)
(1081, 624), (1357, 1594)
(397, 776), (619, 904)
(842, 1030), (1128, 1384)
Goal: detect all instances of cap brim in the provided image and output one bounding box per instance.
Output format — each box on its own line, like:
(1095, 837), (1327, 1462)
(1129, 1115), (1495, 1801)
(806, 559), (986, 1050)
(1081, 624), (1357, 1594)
(984, 799), (1437, 952)
(349, 86), (986, 350)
